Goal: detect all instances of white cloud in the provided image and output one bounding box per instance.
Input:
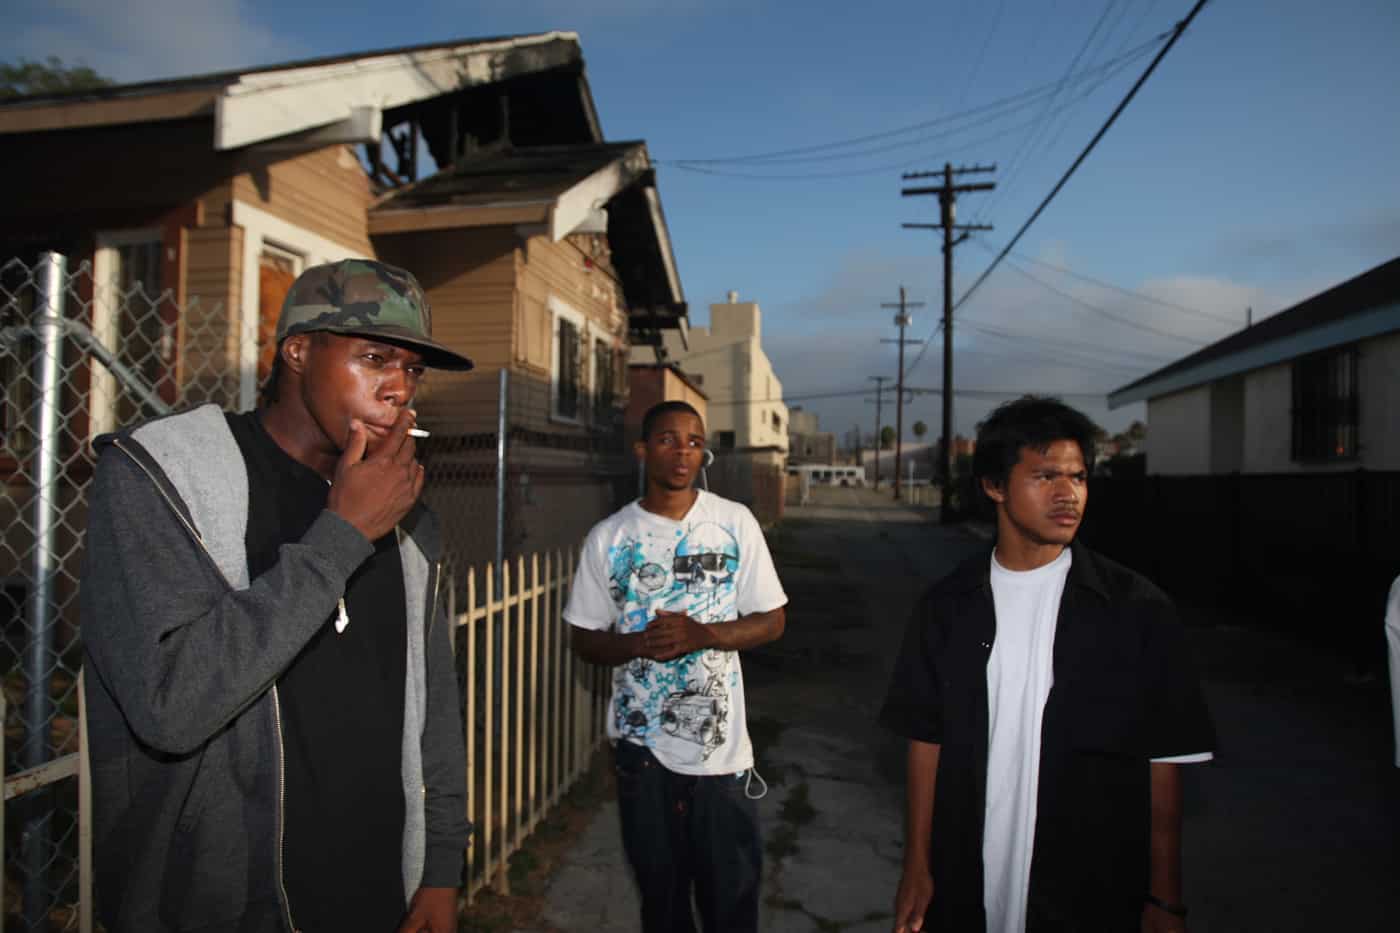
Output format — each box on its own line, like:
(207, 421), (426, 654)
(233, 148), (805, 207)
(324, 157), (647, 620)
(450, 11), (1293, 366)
(6, 0), (302, 83)
(758, 246), (1297, 441)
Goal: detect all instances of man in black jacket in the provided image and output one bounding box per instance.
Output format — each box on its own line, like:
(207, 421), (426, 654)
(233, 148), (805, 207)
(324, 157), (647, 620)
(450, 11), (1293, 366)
(881, 396), (1214, 933)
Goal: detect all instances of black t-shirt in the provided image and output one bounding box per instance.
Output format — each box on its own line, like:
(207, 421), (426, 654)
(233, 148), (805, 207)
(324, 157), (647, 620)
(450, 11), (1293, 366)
(227, 411), (408, 932)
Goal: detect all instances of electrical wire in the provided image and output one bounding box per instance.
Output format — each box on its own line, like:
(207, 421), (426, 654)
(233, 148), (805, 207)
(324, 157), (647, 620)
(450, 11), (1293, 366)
(975, 0), (1123, 224)
(662, 35), (1166, 168)
(999, 252), (1211, 344)
(956, 317), (1174, 365)
(703, 385), (1112, 407)
(1007, 248), (1240, 324)
(668, 49), (1153, 182)
(958, 0), (1008, 109)
(906, 0), (1212, 379)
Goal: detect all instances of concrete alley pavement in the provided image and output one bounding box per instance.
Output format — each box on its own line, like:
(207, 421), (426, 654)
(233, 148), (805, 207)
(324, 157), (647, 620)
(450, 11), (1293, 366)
(529, 485), (1398, 932)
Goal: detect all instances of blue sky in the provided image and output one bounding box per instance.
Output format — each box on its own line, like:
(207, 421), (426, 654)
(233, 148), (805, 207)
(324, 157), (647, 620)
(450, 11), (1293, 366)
(7, 0), (1400, 439)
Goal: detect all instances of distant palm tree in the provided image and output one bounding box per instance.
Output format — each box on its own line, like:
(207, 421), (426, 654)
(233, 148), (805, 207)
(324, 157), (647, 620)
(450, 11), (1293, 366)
(913, 421), (928, 439)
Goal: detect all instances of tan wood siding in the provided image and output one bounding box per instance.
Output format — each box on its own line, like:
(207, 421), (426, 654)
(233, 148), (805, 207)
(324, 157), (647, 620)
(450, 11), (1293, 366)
(374, 227), (517, 434)
(514, 234), (628, 434)
(231, 145), (373, 255)
(183, 225), (243, 405)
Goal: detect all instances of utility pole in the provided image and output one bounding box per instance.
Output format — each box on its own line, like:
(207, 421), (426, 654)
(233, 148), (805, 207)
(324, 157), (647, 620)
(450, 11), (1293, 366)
(865, 376), (889, 489)
(903, 162), (995, 522)
(880, 287), (924, 501)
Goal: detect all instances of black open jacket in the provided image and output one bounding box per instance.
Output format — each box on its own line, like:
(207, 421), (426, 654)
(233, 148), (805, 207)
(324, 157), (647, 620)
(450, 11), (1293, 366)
(879, 540), (1215, 932)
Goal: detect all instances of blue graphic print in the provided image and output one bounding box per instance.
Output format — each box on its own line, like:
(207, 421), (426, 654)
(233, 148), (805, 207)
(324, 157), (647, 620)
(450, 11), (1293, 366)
(605, 520), (742, 762)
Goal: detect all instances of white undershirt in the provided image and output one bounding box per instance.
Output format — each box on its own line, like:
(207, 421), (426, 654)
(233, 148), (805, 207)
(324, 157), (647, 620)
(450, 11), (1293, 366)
(983, 548), (1072, 933)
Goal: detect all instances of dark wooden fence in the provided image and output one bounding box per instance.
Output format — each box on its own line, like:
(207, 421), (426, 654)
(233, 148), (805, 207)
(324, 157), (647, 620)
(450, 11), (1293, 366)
(1076, 471), (1400, 662)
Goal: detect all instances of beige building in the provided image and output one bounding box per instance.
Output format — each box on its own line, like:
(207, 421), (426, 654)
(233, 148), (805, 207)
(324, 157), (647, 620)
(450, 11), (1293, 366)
(636, 291), (788, 452)
(1110, 256), (1400, 475)
(787, 406), (836, 465)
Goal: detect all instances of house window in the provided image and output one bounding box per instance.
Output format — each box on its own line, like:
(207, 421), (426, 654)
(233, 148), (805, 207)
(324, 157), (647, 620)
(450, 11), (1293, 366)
(593, 337), (615, 424)
(772, 412), (782, 432)
(1291, 347), (1358, 461)
(92, 231), (168, 437)
(717, 430), (736, 449)
(0, 260), (38, 456)
(550, 297), (586, 423)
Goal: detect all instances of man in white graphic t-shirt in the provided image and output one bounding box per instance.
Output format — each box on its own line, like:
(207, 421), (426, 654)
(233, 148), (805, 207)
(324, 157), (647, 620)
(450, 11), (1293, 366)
(564, 401), (787, 933)
(881, 396), (1215, 933)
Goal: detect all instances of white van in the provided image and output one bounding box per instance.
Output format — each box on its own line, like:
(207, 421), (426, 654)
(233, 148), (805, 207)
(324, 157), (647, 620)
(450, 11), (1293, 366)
(788, 464), (866, 488)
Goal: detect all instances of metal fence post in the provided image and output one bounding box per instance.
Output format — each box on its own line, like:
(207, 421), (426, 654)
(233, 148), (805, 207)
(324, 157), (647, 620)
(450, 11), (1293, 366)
(24, 251), (65, 929)
(2, 689), (5, 933)
(495, 368), (508, 577)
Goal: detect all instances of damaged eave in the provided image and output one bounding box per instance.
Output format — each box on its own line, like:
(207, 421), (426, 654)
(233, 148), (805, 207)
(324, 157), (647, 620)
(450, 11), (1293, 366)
(214, 32), (583, 150)
(549, 145), (651, 241)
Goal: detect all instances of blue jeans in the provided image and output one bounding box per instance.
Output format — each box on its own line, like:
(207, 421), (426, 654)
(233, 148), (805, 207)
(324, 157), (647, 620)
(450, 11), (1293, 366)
(613, 741), (762, 933)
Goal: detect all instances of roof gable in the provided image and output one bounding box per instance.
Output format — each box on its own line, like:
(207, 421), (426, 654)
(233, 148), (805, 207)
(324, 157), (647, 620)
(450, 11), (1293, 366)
(1109, 256), (1400, 407)
(0, 32), (600, 152)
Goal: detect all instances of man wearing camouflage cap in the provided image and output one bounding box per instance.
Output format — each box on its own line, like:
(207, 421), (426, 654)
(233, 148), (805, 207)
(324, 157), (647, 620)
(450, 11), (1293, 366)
(82, 259), (472, 932)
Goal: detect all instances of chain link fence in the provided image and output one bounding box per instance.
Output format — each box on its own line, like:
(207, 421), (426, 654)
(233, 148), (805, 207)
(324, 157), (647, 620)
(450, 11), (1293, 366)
(2, 251), (237, 930)
(1, 250), (630, 929)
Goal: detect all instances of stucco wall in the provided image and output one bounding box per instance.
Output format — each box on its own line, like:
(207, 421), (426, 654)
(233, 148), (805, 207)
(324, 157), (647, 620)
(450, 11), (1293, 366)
(1209, 376), (1245, 473)
(641, 298), (788, 452)
(1362, 331), (1400, 469)
(1244, 332), (1400, 472)
(1146, 386), (1211, 475)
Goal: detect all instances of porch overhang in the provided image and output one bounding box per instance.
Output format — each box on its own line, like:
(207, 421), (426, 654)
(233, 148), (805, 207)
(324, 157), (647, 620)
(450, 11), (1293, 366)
(370, 142), (687, 339)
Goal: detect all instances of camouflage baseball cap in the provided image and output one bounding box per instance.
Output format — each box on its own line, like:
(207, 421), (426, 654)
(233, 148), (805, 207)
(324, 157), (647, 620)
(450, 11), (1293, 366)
(275, 259), (473, 371)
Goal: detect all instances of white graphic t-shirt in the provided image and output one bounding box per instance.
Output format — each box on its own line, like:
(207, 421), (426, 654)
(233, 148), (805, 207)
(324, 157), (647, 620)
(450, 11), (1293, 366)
(563, 490), (788, 776)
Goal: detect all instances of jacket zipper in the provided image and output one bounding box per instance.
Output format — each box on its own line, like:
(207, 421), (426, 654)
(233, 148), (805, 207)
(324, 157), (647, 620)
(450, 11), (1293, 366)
(112, 438), (300, 932)
(428, 559), (442, 637)
(271, 686), (299, 933)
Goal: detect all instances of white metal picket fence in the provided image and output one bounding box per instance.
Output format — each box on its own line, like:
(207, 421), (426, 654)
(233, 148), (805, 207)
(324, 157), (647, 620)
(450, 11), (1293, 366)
(453, 552), (610, 901)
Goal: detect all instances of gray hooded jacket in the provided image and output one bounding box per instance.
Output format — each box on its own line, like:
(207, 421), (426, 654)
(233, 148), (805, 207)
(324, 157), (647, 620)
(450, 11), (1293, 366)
(81, 405), (469, 932)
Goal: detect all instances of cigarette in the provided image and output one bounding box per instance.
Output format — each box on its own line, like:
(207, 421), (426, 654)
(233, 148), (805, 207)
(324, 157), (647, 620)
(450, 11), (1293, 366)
(408, 428), (430, 438)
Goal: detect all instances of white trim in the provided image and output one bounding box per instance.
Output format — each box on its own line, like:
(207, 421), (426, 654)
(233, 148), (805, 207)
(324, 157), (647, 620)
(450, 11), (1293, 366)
(644, 185), (684, 305)
(1109, 301), (1400, 408)
(251, 106), (382, 152)
(549, 149), (648, 242)
(91, 228), (163, 439)
(230, 200), (368, 409)
(548, 295), (592, 425)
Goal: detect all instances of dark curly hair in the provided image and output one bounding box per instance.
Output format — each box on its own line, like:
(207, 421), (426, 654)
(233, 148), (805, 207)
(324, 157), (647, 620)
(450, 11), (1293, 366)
(972, 395), (1099, 496)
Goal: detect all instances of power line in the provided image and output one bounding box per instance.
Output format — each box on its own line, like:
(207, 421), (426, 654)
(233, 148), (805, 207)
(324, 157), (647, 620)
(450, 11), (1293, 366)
(977, 0), (1124, 224)
(666, 46), (1158, 182)
(999, 252), (1210, 345)
(662, 36), (1165, 167)
(959, 0), (1008, 108)
(956, 317), (1173, 366)
(957, 330), (1160, 376)
(947, 0), (1213, 322)
(1006, 248), (1239, 324)
(704, 385), (1110, 406)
